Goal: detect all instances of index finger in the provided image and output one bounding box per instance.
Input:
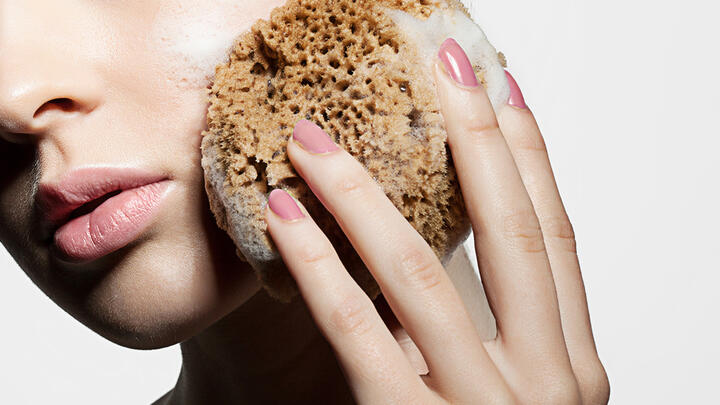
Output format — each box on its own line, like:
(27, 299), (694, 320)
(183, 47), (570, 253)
(264, 189), (427, 403)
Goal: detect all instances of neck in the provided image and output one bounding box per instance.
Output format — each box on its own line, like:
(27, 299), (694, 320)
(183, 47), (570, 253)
(163, 289), (355, 404)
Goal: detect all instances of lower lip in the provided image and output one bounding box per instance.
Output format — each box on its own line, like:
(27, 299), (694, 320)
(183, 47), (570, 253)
(54, 181), (172, 262)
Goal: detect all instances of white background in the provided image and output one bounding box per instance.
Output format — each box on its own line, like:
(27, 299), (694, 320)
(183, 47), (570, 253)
(1, 0), (718, 403)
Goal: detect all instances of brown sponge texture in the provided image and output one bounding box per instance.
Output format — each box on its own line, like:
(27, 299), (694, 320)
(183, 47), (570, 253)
(202, 0), (490, 302)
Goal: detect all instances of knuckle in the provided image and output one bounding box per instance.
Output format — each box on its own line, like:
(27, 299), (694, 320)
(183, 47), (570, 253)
(577, 362), (611, 405)
(331, 166), (370, 198)
(542, 215), (577, 254)
(295, 240), (336, 268)
(405, 390), (441, 405)
(501, 209), (547, 254)
(538, 377), (582, 405)
(465, 116), (501, 141)
(327, 293), (376, 337)
(513, 127), (548, 153)
(395, 247), (444, 292)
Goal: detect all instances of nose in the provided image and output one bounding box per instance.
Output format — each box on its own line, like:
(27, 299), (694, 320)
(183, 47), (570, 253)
(0, 1), (103, 137)
(0, 77), (102, 136)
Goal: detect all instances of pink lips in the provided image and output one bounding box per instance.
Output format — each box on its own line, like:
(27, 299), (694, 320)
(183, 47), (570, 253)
(37, 167), (172, 262)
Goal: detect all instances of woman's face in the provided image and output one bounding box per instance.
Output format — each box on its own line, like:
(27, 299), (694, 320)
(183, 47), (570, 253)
(0, 0), (286, 349)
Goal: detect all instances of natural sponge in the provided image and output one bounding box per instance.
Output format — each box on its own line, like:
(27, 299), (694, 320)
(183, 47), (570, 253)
(202, 0), (509, 302)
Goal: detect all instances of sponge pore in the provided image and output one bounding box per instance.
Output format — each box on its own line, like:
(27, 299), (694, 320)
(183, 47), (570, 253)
(203, 0), (502, 301)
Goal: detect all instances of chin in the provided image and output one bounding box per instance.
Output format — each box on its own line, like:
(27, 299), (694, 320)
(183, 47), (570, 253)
(50, 218), (259, 350)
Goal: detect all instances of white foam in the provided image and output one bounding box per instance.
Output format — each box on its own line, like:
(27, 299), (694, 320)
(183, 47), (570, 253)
(386, 7), (510, 108)
(150, 0), (285, 89)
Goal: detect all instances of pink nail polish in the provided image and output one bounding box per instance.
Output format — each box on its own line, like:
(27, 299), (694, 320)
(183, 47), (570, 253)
(292, 120), (339, 154)
(268, 189), (304, 220)
(438, 38), (479, 87)
(505, 70), (527, 109)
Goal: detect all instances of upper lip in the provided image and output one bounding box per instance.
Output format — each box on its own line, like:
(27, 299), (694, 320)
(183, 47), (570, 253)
(36, 167), (169, 237)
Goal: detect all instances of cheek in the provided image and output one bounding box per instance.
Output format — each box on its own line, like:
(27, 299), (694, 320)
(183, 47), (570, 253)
(148, 1), (250, 89)
(126, 1), (287, 179)
(147, 0), (288, 89)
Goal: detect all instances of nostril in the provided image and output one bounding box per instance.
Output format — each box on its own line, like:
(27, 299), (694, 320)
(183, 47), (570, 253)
(33, 98), (77, 119)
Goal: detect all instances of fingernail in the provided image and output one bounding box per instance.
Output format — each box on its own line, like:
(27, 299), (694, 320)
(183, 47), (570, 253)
(292, 120), (339, 154)
(505, 70), (527, 109)
(438, 38), (479, 87)
(268, 189), (304, 220)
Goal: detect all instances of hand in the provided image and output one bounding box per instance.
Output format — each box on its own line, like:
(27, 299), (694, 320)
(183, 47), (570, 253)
(264, 39), (609, 404)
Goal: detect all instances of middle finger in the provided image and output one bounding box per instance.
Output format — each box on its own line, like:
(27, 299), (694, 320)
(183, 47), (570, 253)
(287, 119), (506, 397)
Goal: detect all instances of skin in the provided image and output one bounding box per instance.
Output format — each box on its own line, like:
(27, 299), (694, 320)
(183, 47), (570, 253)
(0, 0), (609, 404)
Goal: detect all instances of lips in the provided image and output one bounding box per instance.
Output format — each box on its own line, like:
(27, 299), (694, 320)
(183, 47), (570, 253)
(37, 167), (172, 262)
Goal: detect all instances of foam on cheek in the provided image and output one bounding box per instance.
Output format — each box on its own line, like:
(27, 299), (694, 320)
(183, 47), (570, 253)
(386, 7), (510, 108)
(151, 0), (283, 89)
